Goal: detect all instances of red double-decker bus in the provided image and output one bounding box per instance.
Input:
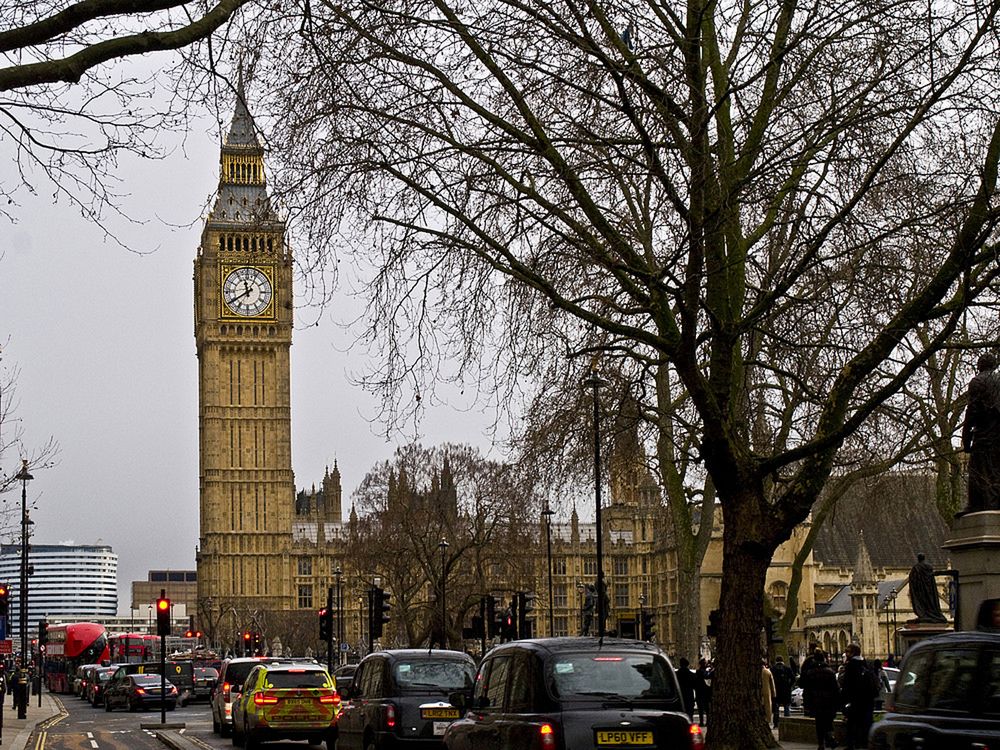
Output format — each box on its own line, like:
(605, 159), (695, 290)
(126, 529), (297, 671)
(107, 633), (158, 664)
(43, 622), (110, 693)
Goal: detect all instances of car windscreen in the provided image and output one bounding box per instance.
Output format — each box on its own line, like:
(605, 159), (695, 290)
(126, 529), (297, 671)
(133, 674), (171, 685)
(196, 668), (219, 679)
(97, 670), (115, 682)
(392, 660), (475, 691)
(548, 652), (678, 701)
(264, 670), (331, 689)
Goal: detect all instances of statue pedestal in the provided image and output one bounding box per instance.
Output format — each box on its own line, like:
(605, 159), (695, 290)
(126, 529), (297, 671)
(898, 622), (952, 654)
(942, 510), (1000, 630)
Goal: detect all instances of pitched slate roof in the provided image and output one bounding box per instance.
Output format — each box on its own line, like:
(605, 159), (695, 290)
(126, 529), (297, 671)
(813, 472), (950, 570)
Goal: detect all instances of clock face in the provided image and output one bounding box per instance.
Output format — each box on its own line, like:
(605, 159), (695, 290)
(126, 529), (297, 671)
(223, 266), (273, 317)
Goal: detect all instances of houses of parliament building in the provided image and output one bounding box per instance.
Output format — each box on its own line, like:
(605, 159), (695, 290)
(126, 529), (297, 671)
(196, 91), (951, 661)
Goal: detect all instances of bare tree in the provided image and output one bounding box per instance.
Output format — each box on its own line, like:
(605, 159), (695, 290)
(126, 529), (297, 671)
(0, 339), (58, 540)
(350, 443), (536, 649)
(0, 0), (255, 230)
(255, 0), (1000, 746)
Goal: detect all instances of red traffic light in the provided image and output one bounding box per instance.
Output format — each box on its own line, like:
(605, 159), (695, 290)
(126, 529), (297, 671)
(0, 586), (8, 597)
(243, 631), (251, 640)
(184, 630), (194, 638)
(157, 598), (170, 611)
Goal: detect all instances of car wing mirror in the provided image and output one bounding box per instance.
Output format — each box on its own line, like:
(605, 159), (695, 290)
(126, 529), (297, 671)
(448, 691), (467, 709)
(338, 686), (351, 700)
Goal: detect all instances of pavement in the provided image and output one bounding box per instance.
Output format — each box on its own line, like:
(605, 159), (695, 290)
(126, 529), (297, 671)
(0, 692), (65, 750)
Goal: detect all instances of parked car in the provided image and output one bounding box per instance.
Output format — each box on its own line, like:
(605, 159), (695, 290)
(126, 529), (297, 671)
(211, 657), (303, 737)
(231, 662), (340, 749)
(336, 649), (476, 749)
(86, 666), (117, 707)
(104, 673), (178, 712)
(193, 666), (219, 701)
(444, 637), (704, 750)
(74, 664), (101, 698)
(869, 630), (1000, 749)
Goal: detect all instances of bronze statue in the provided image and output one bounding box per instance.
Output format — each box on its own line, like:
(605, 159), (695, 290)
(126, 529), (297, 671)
(961, 353), (1000, 514)
(908, 553), (947, 623)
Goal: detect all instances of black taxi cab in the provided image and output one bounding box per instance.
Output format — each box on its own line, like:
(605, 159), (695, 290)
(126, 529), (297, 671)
(231, 662), (341, 750)
(336, 649), (476, 749)
(868, 600), (1000, 750)
(443, 638), (703, 750)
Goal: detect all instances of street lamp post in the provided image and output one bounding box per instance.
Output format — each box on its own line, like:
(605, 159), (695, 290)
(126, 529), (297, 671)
(14, 460), (32, 720)
(582, 368), (607, 638)
(542, 507), (555, 636)
(890, 587), (898, 661)
(639, 594), (647, 640)
(335, 567), (344, 666)
(438, 539), (449, 649)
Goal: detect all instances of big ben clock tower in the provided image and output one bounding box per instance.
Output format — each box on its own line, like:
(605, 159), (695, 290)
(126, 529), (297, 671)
(194, 87), (294, 625)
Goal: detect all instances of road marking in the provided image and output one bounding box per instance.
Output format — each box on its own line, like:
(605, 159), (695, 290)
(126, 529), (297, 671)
(90, 741), (99, 749)
(86, 732), (94, 738)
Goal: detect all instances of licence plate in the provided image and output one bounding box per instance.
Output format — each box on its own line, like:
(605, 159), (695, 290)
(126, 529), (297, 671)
(422, 707), (459, 720)
(595, 730), (654, 746)
(433, 721), (451, 736)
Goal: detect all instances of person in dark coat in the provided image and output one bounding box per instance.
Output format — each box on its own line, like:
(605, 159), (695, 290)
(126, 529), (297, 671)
(772, 655), (795, 724)
(695, 658), (713, 726)
(799, 643), (821, 717)
(675, 657), (696, 722)
(841, 644), (875, 750)
(801, 650), (840, 750)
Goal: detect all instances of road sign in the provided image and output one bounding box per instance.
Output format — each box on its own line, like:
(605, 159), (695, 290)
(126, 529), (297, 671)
(340, 642), (349, 652)
(0, 639), (12, 654)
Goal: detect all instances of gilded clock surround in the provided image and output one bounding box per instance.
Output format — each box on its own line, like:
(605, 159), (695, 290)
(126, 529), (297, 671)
(220, 263), (276, 319)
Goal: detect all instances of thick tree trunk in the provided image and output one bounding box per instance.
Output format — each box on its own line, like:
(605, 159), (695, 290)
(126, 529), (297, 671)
(707, 511), (778, 750)
(675, 550), (704, 662)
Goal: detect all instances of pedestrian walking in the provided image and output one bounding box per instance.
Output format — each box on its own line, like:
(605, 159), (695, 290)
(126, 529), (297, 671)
(695, 658), (713, 726)
(675, 657), (697, 722)
(841, 644), (877, 749)
(772, 655), (795, 725)
(762, 659), (776, 726)
(801, 651), (841, 750)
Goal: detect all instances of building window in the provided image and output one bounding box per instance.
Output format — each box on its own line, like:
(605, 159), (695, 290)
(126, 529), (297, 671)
(584, 557), (597, 576)
(554, 616), (569, 637)
(613, 557), (629, 577)
(769, 580), (788, 614)
(297, 558), (312, 577)
(641, 557), (648, 574)
(297, 585), (313, 609)
(553, 558), (567, 576)
(615, 583), (630, 609)
(554, 584), (568, 608)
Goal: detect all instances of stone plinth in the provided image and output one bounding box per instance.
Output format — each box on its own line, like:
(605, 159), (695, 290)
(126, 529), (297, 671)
(941, 510), (1000, 630)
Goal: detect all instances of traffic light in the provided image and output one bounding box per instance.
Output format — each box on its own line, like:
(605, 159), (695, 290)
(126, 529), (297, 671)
(318, 607), (333, 641)
(517, 592), (536, 638)
(156, 596), (171, 636)
(641, 611), (656, 641)
(38, 619), (47, 646)
(485, 595), (499, 638)
(372, 587), (392, 639)
(0, 584), (8, 618)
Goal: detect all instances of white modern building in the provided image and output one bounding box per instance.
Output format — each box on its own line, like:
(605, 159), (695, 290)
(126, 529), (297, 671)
(0, 543), (118, 637)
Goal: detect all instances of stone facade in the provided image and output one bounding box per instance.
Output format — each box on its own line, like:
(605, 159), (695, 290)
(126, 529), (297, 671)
(195, 87), (296, 633)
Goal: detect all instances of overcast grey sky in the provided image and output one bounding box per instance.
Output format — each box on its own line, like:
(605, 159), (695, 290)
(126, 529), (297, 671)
(0, 106), (502, 615)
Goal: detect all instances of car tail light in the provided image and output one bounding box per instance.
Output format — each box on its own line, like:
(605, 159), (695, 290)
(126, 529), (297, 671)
(223, 682), (232, 701)
(539, 723), (556, 749)
(136, 688), (146, 695)
(254, 693), (279, 705)
(385, 702), (397, 729)
(319, 692), (341, 705)
(689, 723), (705, 750)
(170, 687), (178, 694)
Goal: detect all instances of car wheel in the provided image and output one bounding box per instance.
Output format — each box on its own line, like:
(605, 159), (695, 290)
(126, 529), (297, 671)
(364, 736), (378, 750)
(213, 711), (221, 734)
(245, 731), (260, 750)
(128, 698), (137, 712)
(105, 697), (112, 712)
(167, 703), (176, 711)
